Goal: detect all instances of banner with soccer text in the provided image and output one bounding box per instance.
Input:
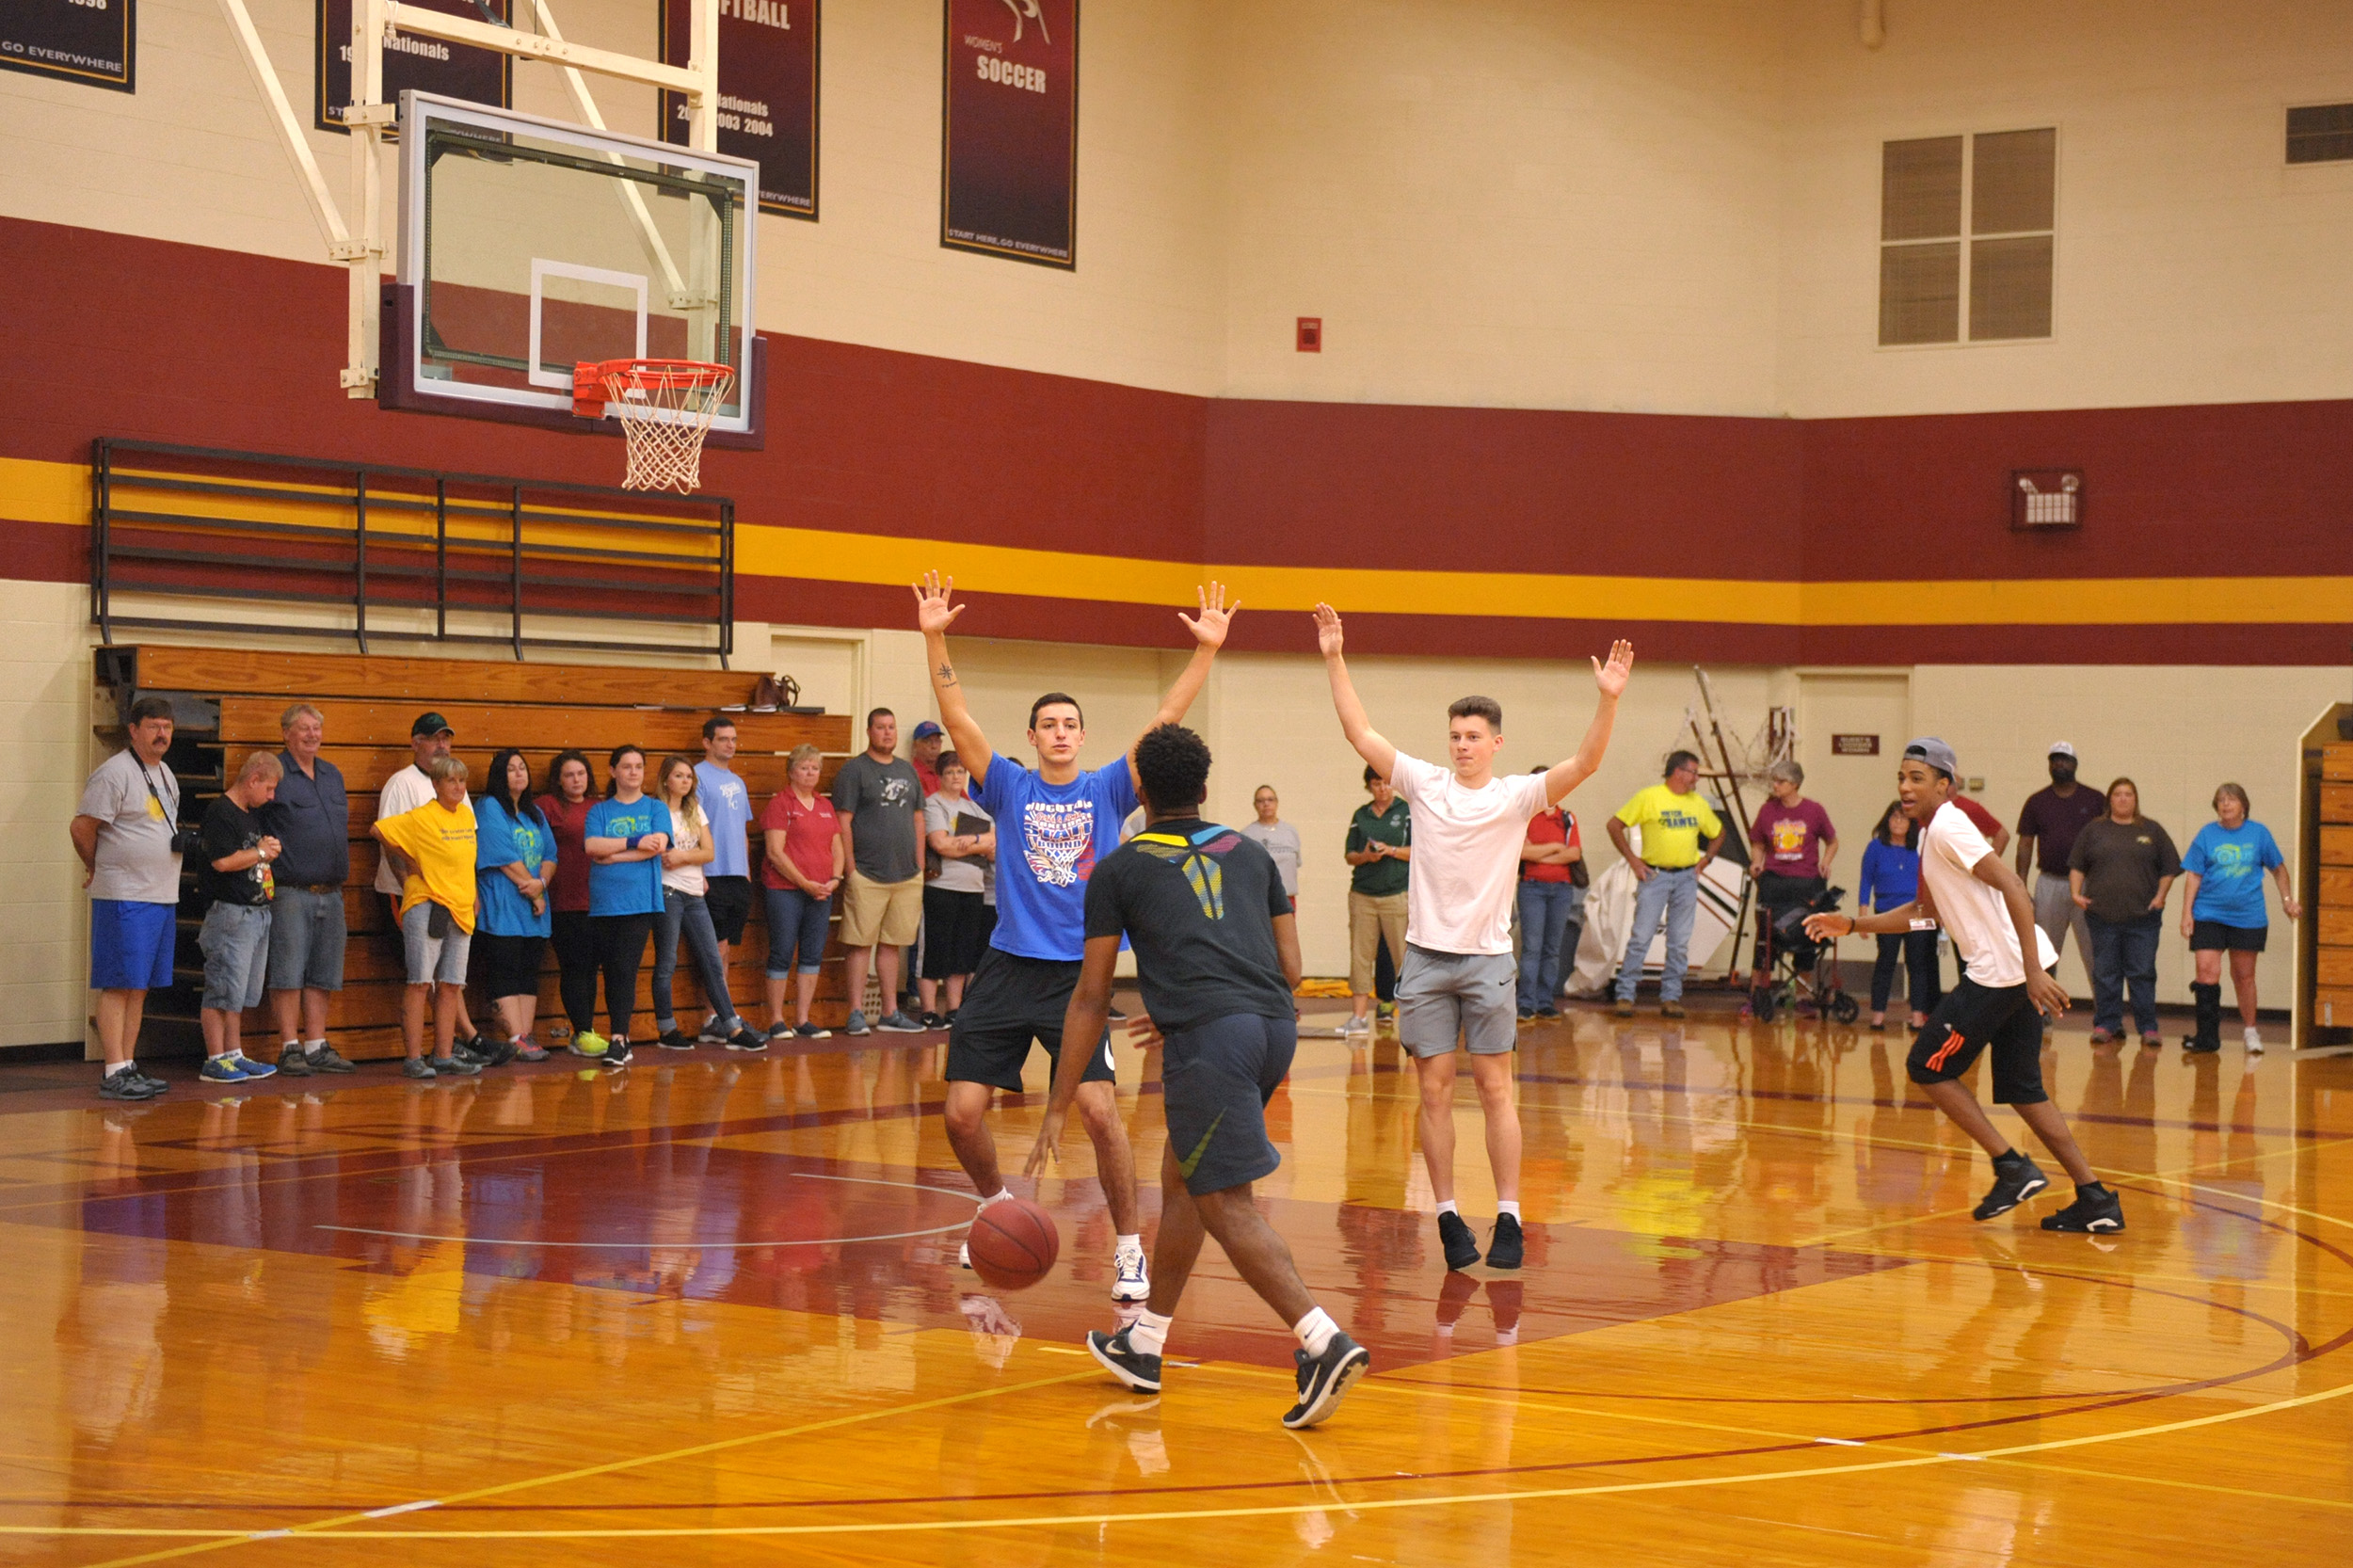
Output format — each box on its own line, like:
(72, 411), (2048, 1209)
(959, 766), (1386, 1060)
(940, 0), (1077, 268)
(662, 0), (819, 219)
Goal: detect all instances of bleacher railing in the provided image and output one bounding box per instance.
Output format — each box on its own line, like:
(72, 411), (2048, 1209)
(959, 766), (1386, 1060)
(91, 439), (735, 663)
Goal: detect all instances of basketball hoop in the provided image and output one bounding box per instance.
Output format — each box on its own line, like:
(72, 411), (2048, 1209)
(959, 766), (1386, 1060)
(574, 359), (737, 493)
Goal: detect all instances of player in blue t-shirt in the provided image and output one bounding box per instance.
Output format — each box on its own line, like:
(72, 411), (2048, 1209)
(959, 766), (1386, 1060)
(2178, 783), (2298, 1053)
(916, 568), (1238, 1302)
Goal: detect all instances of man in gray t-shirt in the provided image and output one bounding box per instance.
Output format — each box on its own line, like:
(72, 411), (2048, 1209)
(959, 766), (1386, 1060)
(69, 696), (184, 1100)
(829, 709), (928, 1033)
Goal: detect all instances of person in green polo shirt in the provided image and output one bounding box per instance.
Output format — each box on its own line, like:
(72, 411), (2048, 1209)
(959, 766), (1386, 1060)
(1607, 750), (1725, 1017)
(1343, 763), (1411, 1036)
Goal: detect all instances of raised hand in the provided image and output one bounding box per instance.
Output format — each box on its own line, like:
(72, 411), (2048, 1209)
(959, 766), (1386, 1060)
(912, 570), (965, 636)
(1312, 602), (1344, 658)
(1178, 581), (1239, 648)
(1591, 639), (1635, 698)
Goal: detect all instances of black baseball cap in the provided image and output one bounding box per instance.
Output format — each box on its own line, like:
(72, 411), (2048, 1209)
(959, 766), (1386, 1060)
(411, 712), (456, 738)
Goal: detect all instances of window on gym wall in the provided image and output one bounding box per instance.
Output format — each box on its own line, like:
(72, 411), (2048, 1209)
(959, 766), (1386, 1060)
(1879, 128), (2055, 346)
(2287, 104), (2353, 164)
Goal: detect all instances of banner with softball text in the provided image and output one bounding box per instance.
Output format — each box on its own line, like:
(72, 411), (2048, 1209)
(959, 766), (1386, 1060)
(940, 0), (1078, 268)
(661, 0), (820, 219)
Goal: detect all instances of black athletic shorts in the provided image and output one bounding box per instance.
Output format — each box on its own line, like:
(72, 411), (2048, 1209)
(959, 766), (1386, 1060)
(2190, 920), (2266, 953)
(703, 875), (753, 945)
(1907, 974), (2048, 1105)
(944, 947), (1115, 1092)
(1161, 1012), (1297, 1195)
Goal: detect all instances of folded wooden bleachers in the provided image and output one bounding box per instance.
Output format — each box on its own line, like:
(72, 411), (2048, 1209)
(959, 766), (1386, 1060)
(106, 646), (856, 1060)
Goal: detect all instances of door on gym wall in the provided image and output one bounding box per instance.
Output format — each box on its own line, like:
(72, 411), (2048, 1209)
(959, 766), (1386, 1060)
(1795, 673), (1913, 899)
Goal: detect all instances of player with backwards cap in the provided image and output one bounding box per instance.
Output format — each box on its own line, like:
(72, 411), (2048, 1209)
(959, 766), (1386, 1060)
(1806, 737), (2123, 1233)
(1026, 722), (1369, 1430)
(916, 569), (1239, 1302)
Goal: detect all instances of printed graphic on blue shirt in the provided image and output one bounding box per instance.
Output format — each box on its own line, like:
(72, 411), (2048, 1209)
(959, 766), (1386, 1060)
(975, 756), (1138, 962)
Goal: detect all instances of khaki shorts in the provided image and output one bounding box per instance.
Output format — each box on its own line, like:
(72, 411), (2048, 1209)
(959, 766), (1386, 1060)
(840, 871), (923, 948)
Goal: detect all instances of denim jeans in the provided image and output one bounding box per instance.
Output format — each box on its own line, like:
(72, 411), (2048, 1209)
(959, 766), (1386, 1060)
(652, 888), (736, 1031)
(2087, 910), (2162, 1037)
(1615, 866), (1699, 1002)
(1516, 880), (1582, 1013)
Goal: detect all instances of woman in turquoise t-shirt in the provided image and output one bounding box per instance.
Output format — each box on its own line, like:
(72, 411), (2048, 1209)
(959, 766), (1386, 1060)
(475, 748), (558, 1062)
(581, 744), (673, 1064)
(2178, 782), (2299, 1054)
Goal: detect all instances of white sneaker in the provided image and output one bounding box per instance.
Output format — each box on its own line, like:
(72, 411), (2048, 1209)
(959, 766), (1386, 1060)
(1112, 1241), (1150, 1302)
(959, 1240), (972, 1270)
(2244, 1027), (2265, 1053)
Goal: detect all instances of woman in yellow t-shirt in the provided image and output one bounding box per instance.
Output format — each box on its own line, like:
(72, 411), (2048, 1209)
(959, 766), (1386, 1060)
(372, 756), (481, 1079)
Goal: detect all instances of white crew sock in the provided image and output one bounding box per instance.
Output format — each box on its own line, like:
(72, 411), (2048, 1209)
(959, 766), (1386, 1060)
(977, 1188), (1012, 1208)
(1497, 1200), (1522, 1222)
(303, 1039), (328, 1054)
(1115, 1232), (1143, 1255)
(1293, 1307), (1339, 1358)
(1435, 1200), (1459, 1218)
(104, 1061), (135, 1078)
(1128, 1307), (1174, 1356)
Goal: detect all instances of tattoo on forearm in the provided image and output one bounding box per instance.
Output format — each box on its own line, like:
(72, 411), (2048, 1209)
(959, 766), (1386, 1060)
(936, 663), (957, 686)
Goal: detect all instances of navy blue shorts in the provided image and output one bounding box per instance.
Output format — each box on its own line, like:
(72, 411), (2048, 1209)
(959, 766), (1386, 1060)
(1160, 1012), (1297, 1195)
(91, 899), (176, 991)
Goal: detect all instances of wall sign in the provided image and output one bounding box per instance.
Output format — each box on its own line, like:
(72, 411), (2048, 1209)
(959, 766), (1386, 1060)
(3, 0), (136, 93)
(316, 0), (509, 135)
(1831, 734), (1881, 756)
(940, 0), (1078, 268)
(661, 0), (820, 219)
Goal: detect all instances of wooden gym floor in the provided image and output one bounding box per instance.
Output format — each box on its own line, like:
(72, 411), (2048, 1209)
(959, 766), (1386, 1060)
(2, 1000), (2348, 1566)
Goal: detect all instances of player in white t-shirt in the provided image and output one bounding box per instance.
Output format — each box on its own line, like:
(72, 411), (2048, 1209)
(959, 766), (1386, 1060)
(1314, 602), (1634, 1272)
(1807, 738), (2122, 1234)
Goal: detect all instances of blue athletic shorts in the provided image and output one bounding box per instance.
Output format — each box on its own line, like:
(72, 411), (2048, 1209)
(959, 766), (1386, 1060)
(91, 899), (177, 992)
(1160, 1012), (1298, 1195)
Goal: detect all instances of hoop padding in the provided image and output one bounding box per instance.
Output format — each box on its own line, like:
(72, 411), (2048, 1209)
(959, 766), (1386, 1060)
(576, 359), (737, 493)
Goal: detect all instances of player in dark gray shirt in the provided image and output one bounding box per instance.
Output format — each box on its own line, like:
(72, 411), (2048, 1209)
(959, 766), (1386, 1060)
(1024, 724), (1369, 1431)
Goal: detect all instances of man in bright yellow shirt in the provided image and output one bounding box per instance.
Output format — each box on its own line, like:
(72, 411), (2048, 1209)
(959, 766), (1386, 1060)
(372, 757), (481, 1079)
(1606, 750), (1725, 1017)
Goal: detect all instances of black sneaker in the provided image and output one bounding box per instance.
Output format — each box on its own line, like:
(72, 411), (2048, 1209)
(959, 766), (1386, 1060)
(274, 1045), (314, 1078)
(602, 1037), (633, 1066)
(2041, 1184), (2126, 1234)
(1108, 1006), (1129, 1022)
(304, 1045), (357, 1075)
(98, 1069), (163, 1101)
(794, 1023), (830, 1040)
(1486, 1213), (1525, 1270)
(726, 1028), (769, 1052)
(920, 1011), (947, 1030)
(1437, 1211), (1481, 1272)
(1972, 1156), (2050, 1221)
(1086, 1327), (1163, 1394)
(2183, 1033), (2220, 1055)
(471, 1036), (520, 1069)
(1282, 1334), (1370, 1430)
(656, 1029), (696, 1050)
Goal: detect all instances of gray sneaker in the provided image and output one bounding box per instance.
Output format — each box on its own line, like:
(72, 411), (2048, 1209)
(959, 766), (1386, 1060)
(274, 1045), (315, 1077)
(304, 1044), (358, 1074)
(698, 1016), (733, 1042)
(402, 1058), (438, 1080)
(876, 1010), (925, 1032)
(843, 1009), (871, 1036)
(427, 1053), (481, 1077)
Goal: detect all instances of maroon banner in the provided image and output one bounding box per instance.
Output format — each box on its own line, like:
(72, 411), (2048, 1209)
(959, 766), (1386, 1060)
(661, 0), (820, 219)
(315, 0), (508, 135)
(2, 0), (135, 93)
(940, 0), (1077, 268)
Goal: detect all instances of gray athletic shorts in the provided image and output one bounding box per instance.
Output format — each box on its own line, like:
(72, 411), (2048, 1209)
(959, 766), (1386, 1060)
(1397, 944), (1518, 1058)
(1160, 1012), (1298, 1195)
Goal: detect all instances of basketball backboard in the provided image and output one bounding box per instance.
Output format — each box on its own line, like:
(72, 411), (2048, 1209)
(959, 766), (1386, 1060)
(382, 91), (761, 440)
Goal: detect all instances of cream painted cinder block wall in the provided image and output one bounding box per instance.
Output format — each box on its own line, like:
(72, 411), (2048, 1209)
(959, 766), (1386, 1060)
(1, 582), (108, 1048)
(1914, 664), (2338, 1011)
(1210, 0), (1788, 414)
(1778, 0), (2353, 417)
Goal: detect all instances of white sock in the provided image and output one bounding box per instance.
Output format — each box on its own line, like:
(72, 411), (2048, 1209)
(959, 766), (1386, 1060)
(304, 1039), (327, 1054)
(977, 1188), (1012, 1208)
(1115, 1232), (1143, 1256)
(1497, 1200), (1522, 1222)
(105, 1061), (135, 1078)
(1293, 1306), (1339, 1358)
(1128, 1307), (1174, 1356)
(1436, 1200), (1460, 1218)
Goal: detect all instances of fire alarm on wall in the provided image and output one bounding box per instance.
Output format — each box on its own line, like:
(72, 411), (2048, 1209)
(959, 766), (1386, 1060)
(1296, 317), (1321, 352)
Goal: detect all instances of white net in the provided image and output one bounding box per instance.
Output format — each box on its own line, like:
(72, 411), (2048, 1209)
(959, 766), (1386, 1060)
(597, 360), (737, 493)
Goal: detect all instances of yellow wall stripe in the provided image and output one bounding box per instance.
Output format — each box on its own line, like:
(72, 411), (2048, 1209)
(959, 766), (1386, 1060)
(8, 456), (2347, 628)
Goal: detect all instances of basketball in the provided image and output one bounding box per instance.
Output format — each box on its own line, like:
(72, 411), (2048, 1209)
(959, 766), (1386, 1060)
(966, 1198), (1062, 1290)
